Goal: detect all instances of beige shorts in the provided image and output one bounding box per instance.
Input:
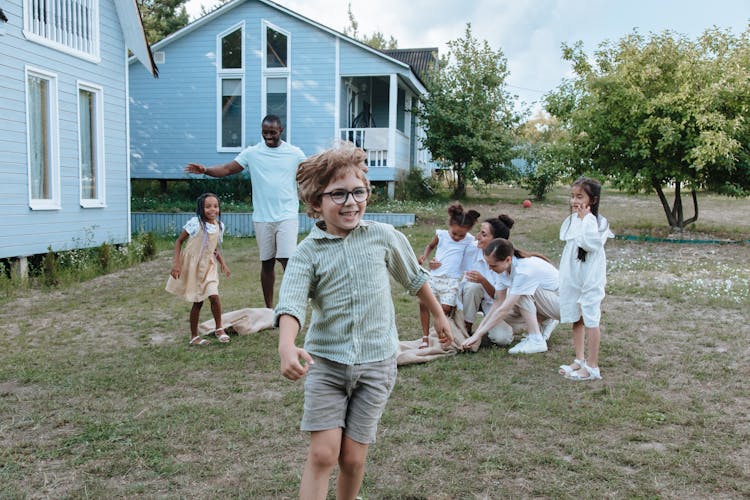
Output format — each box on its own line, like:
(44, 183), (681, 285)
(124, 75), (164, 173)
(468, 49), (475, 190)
(301, 355), (397, 444)
(254, 218), (298, 261)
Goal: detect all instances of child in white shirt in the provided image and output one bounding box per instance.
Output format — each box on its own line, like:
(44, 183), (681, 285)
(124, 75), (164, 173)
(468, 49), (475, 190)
(417, 203), (480, 348)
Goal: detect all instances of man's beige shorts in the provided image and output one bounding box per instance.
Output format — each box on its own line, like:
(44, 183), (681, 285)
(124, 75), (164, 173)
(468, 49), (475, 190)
(254, 218), (298, 261)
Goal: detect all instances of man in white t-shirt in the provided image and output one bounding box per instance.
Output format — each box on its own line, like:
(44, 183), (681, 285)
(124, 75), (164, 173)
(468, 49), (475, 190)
(185, 115), (306, 308)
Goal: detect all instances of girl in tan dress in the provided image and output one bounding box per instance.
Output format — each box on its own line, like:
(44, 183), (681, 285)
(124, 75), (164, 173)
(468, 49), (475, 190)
(166, 193), (231, 346)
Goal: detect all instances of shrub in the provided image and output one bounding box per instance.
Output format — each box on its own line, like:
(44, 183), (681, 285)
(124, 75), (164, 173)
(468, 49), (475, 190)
(42, 247), (60, 287)
(395, 167), (439, 201)
(141, 232), (157, 261)
(130, 232), (157, 262)
(98, 242), (112, 272)
(131, 179), (253, 212)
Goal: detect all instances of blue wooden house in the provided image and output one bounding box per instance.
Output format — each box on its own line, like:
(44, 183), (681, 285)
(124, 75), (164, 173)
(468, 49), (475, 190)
(128, 0), (436, 197)
(0, 0), (157, 265)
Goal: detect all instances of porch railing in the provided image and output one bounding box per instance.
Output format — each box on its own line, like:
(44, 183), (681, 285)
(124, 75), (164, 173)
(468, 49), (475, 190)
(339, 128), (389, 167)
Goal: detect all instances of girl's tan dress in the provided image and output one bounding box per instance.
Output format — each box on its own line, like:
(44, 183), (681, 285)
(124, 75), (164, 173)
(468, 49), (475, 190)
(166, 217), (223, 302)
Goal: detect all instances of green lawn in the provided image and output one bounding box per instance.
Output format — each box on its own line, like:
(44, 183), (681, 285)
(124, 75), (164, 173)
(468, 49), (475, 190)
(1, 186), (749, 498)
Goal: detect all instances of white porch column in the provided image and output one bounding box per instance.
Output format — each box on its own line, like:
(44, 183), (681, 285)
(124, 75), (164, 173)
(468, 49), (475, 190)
(334, 38), (340, 139)
(388, 74), (397, 169)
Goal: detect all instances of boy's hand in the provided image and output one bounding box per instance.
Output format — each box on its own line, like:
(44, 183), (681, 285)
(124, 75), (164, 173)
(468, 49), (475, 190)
(417, 254), (426, 265)
(433, 314), (453, 346)
(279, 345), (314, 381)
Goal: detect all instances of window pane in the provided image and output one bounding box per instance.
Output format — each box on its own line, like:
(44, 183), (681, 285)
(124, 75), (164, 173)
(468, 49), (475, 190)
(222, 78), (242, 148)
(397, 87), (406, 132)
(222, 28), (242, 69)
(79, 89), (96, 199)
(28, 75), (50, 200)
(266, 77), (287, 141)
(266, 28), (287, 68)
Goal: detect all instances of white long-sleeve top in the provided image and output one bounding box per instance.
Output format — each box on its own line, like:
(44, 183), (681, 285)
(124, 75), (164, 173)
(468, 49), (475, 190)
(459, 243), (500, 312)
(558, 213), (614, 309)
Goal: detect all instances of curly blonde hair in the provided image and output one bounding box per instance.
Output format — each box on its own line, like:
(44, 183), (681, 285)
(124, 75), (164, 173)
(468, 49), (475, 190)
(296, 141), (369, 218)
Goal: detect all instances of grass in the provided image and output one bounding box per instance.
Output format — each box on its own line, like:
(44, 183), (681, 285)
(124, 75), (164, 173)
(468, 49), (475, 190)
(1, 185), (749, 498)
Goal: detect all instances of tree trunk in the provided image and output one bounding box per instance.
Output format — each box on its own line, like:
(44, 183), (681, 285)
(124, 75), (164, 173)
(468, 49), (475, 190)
(452, 163), (466, 199)
(652, 178), (699, 230)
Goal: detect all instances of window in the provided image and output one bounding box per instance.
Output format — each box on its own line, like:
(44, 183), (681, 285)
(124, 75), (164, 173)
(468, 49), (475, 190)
(221, 78), (243, 148)
(396, 87), (406, 132)
(78, 82), (105, 207)
(263, 22), (290, 140)
(221, 28), (242, 69)
(23, 0), (100, 61)
(266, 77), (288, 141)
(266, 27), (287, 68)
(217, 23), (244, 151)
(26, 67), (60, 210)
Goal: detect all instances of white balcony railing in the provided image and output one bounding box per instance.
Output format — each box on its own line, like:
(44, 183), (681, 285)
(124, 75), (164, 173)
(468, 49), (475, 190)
(339, 128), (389, 167)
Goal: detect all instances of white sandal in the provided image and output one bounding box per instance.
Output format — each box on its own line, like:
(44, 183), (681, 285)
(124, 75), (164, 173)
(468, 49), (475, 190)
(566, 360), (602, 381)
(214, 328), (230, 343)
(559, 359), (585, 376)
(189, 336), (210, 346)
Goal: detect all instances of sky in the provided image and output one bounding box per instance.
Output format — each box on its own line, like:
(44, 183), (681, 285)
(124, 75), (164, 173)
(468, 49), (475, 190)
(184, 0), (749, 115)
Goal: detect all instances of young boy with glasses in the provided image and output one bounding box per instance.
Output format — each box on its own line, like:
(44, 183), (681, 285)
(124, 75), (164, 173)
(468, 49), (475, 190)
(275, 142), (452, 499)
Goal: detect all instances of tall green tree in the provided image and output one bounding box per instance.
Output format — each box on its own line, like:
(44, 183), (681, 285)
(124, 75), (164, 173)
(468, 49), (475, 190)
(137, 0), (189, 43)
(342, 2), (398, 50)
(418, 23), (519, 198)
(546, 26), (750, 229)
(516, 112), (575, 200)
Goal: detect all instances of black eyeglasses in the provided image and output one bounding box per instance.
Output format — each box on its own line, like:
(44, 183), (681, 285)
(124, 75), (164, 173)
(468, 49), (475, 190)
(322, 187), (370, 205)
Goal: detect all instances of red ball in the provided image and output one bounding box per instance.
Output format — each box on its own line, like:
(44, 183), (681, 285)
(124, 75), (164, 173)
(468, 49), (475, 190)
(522, 199), (532, 208)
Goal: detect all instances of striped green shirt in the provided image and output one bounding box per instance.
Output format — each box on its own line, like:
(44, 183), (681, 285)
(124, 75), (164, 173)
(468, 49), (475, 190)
(275, 220), (428, 365)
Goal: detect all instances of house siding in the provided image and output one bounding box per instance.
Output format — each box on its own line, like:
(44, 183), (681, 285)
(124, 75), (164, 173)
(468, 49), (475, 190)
(129, 0), (419, 180)
(0, 0), (131, 259)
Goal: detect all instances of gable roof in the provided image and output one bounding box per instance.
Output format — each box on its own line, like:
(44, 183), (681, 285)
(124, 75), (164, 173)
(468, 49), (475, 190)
(381, 48), (438, 83)
(144, 0), (423, 93)
(115, 0), (158, 77)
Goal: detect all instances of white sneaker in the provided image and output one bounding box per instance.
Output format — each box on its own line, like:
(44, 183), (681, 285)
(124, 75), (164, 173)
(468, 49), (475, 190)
(509, 337), (547, 354)
(508, 338), (529, 354)
(541, 319), (559, 340)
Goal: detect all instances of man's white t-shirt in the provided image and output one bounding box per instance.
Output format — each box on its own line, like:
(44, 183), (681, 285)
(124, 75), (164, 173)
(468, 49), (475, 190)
(234, 141), (306, 222)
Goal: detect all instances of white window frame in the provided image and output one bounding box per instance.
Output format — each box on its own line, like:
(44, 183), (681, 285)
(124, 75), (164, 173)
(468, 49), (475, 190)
(262, 21), (291, 142)
(22, 0), (100, 62)
(216, 21), (245, 153)
(77, 81), (106, 208)
(25, 66), (61, 211)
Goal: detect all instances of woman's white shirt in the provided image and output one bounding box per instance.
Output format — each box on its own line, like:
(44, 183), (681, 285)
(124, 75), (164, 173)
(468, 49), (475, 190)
(495, 255), (559, 297)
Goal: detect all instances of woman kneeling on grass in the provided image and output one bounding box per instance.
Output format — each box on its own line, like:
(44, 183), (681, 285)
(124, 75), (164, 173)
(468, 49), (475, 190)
(461, 238), (560, 354)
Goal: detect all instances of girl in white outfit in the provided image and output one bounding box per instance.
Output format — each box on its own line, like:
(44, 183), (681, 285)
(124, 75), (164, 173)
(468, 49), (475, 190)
(558, 177), (614, 380)
(417, 203), (480, 348)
